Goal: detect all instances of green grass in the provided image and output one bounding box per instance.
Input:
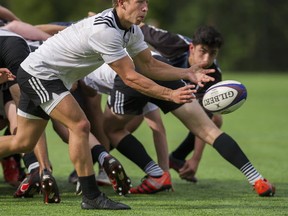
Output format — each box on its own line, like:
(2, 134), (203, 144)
(1, 72), (288, 215)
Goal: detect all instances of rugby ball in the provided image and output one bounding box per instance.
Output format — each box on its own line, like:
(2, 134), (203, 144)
(202, 80), (247, 114)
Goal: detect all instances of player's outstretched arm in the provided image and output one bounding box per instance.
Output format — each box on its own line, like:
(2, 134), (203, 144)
(133, 48), (215, 86)
(109, 56), (195, 104)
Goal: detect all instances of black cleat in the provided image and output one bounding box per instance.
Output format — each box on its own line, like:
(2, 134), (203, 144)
(81, 193), (131, 210)
(102, 156), (132, 196)
(41, 169), (61, 204)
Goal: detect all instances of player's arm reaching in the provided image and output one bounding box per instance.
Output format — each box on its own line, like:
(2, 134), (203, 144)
(109, 55), (195, 104)
(109, 48), (214, 104)
(133, 48), (215, 87)
(0, 5), (21, 22)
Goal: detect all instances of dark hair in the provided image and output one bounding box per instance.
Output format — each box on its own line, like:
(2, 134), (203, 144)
(192, 25), (224, 48)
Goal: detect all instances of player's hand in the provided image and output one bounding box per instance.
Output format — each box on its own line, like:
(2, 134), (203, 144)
(0, 68), (15, 84)
(178, 158), (199, 183)
(170, 84), (197, 104)
(186, 61), (215, 87)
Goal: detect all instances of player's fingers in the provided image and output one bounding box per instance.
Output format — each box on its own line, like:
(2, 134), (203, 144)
(203, 68), (215, 74)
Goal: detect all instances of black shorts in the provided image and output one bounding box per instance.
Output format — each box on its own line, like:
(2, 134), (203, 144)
(17, 67), (69, 120)
(0, 35), (30, 88)
(109, 75), (184, 115)
(71, 81), (85, 110)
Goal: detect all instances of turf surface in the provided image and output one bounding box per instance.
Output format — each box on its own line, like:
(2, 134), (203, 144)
(1, 72), (287, 215)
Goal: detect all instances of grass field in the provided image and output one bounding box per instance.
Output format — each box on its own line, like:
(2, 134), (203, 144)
(0, 72), (288, 215)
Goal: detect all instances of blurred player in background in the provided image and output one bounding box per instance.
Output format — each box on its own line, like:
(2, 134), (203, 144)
(140, 24), (223, 182)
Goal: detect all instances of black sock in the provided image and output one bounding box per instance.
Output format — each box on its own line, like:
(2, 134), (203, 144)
(22, 152), (38, 169)
(213, 133), (249, 169)
(92, 144), (107, 158)
(117, 134), (153, 171)
(90, 145), (99, 164)
(78, 175), (101, 199)
(172, 132), (195, 160)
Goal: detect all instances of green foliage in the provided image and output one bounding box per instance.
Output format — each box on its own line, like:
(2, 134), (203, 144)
(146, 0), (288, 72)
(3, 0), (288, 71)
(5, 0), (111, 23)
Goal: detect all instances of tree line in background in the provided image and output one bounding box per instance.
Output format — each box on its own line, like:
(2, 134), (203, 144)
(2, 0), (288, 72)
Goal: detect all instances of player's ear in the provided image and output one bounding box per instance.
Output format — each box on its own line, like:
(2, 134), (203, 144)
(189, 43), (195, 51)
(119, 0), (126, 9)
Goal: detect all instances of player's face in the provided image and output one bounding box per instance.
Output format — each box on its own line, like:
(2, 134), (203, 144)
(189, 44), (219, 68)
(122, 0), (148, 26)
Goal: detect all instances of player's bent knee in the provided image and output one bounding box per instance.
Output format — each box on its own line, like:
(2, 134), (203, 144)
(71, 119), (91, 135)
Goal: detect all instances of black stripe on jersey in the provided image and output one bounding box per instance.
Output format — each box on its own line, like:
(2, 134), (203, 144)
(93, 16), (115, 28)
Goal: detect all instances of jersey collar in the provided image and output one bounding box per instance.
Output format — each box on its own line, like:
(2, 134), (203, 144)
(112, 9), (132, 31)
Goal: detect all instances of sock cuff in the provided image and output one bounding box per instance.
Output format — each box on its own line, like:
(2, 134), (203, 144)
(93, 145), (108, 165)
(28, 162), (40, 173)
(213, 132), (228, 148)
(93, 144), (107, 156)
(22, 151), (38, 169)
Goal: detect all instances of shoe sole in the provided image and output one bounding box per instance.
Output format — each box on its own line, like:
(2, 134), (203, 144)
(259, 186), (276, 197)
(41, 177), (61, 204)
(108, 163), (132, 196)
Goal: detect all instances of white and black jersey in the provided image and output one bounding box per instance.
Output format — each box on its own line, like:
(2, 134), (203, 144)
(83, 63), (116, 95)
(21, 8), (148, 90)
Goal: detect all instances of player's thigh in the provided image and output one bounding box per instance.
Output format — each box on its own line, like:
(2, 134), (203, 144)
(144, 108), (165, 132)
(103, 104), (135, 132)
(14, 115), (48, 150)
(172, 101), (222, 145)
(49, 94), (89, 132)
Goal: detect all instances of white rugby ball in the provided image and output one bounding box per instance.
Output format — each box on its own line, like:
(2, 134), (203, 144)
(202, 80), (247, 114)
